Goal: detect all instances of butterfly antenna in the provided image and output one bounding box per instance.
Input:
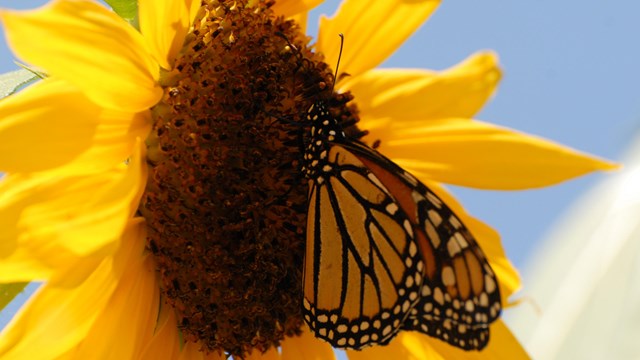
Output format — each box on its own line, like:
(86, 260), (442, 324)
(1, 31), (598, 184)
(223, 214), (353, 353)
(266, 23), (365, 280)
(331, 33), (344, 93)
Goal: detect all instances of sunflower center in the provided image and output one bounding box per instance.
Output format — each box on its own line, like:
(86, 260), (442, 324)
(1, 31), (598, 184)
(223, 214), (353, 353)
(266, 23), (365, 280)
(138, 0), (352, 357)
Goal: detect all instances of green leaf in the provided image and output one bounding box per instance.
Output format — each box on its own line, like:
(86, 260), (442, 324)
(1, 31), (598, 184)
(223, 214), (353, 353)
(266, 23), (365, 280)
(0, 283), (28, 311)
(105, 0), (139, 28)
(0, 69), (39, 100)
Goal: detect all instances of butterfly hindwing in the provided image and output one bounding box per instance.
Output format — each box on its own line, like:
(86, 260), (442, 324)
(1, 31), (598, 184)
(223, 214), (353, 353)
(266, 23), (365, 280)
(344, 140), (502, 350)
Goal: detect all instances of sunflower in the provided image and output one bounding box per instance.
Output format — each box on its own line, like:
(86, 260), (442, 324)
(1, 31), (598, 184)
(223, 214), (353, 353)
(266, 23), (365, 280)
(0, 0), (614, 359)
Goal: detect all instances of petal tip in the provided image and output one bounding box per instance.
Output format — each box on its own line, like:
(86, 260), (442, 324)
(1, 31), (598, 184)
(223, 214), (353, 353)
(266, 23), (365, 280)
(601, 161), (622, 171)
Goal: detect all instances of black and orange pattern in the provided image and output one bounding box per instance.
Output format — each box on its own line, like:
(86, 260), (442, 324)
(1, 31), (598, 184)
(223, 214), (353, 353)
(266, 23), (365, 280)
(302, 102), (501, 350)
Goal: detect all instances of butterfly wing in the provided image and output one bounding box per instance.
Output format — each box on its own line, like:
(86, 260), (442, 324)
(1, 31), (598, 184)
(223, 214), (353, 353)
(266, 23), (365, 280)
(303, 143), (424, 349)
(343, 140), (502, 350)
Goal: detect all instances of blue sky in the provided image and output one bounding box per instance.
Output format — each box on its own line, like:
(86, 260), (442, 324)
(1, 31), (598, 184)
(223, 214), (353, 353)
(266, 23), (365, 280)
(0, 0), (638, 350)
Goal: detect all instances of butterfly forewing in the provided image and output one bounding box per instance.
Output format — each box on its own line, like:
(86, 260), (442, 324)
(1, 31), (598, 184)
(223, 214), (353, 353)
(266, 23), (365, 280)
(303, 142), (424, 349)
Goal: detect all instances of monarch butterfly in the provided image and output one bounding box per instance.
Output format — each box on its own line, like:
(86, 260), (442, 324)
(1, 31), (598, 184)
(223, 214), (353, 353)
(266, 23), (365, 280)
(300, 36), (502, 351)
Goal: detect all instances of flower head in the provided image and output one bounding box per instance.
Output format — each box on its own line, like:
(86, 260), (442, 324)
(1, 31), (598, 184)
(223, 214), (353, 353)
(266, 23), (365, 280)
(0, 0), (614, 359)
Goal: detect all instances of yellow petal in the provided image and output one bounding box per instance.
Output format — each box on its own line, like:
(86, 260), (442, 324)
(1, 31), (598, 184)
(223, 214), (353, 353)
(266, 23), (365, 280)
(280, 326), (336, 360)
(33, 143), (146, 256)
(246, 346), (281, 360)
(373, 118), (617, 190)
(57, 109), (151, 175)
(317, 0), (440, 78)
(139, 0), (196, 69)
(179, 342), (226, 360)
(0, 142), (146, 272)
(272, 0), (323, 17)
(344, 52), (501, 120)
(0, 172), (105, 283)
(347, 332), (444, 360)
(426, 320), (531, 359)
(0, 248), (54, 283)
(289, 12), (308, 34)
(73, 220), (159, 358)
(0, 221), (145, 359)
(484, 320), (531, 360)
(0, 0), (162, 112)
(0, 243), (104, 286)
(0, 79), (100, 173)
(0, 173), (71, 258)
(139, 306), (182, 360)
(0, 78), (151, 175)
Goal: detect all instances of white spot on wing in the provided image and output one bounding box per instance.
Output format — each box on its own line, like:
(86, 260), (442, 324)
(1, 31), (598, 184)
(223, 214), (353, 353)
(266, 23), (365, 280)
(403, 171), (418, 186)
(386, 202), (399, 215)
(442, 266), (456, 286)
(402, 300), (411, 312)
(367, 173), (388, 194)
(403, 220), (414, 238)
(455, 232), (469, 248)
(405, 276), (414, 288)
(485, 274), (497, 293)
(449, 215), (462, 229)
(479, 293), (489, 307)
(426, 191), (442, 208)
(433, 287), (444, 305)
(465, 300), (475, 312)
(408, 242), (417, 257)
(428, 209), (442, 226)
(423, 302), (433, 312)
(411, 190), (423, 203)
(405, 258), (412, 267)
(425, 220), (441, 248)
(447, 237), (462, 256)
(382, 325), (392, 336)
